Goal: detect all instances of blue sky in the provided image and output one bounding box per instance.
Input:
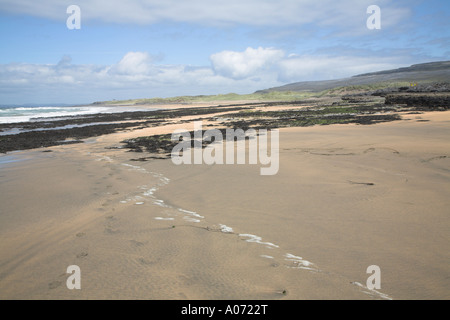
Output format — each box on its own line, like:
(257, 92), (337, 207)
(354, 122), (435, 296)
(0, 0), (449, 105)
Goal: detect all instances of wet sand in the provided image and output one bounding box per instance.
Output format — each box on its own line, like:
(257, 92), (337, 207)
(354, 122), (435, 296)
(0, 109), (449, 299)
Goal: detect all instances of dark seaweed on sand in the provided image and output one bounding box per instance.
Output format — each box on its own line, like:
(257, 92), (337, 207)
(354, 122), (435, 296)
(1, 84), (449, 154)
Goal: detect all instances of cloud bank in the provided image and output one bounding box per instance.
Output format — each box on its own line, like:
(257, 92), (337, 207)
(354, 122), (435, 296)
(0, 0), (410, 31)
(0, 48), (411, 104)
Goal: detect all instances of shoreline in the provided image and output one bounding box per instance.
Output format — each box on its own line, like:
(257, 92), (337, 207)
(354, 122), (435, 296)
(3, 90), (446, 154)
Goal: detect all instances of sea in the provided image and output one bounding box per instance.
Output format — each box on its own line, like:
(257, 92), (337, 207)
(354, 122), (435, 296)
(0, 104), (134, 124)
(0, 103), (157, 166)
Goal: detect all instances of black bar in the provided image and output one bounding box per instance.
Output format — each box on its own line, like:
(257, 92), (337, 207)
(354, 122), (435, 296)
(0, 299), (432, 319)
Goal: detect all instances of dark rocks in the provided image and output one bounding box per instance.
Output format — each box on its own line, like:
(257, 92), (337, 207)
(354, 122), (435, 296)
(384, 92), (450, 109)
(373, 83), (450, 96)
(0, 105), (248, 153)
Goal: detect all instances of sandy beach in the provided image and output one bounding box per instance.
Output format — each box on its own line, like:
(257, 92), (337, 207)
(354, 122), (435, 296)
(0, 105), (449, 300)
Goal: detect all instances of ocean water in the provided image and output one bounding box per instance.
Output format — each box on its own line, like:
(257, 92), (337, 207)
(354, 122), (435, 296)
(0, 105), (114, 124)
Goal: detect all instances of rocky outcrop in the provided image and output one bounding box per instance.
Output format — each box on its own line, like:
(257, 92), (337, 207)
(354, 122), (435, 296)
(384, 92), (450, 109)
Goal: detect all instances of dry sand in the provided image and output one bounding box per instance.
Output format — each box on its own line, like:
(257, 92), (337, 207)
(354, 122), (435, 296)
(0, 108), (449, 300)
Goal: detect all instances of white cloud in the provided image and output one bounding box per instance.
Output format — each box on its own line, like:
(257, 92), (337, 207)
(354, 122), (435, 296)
(109, 51), (153, 75)
(210, 47), (284, 79)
